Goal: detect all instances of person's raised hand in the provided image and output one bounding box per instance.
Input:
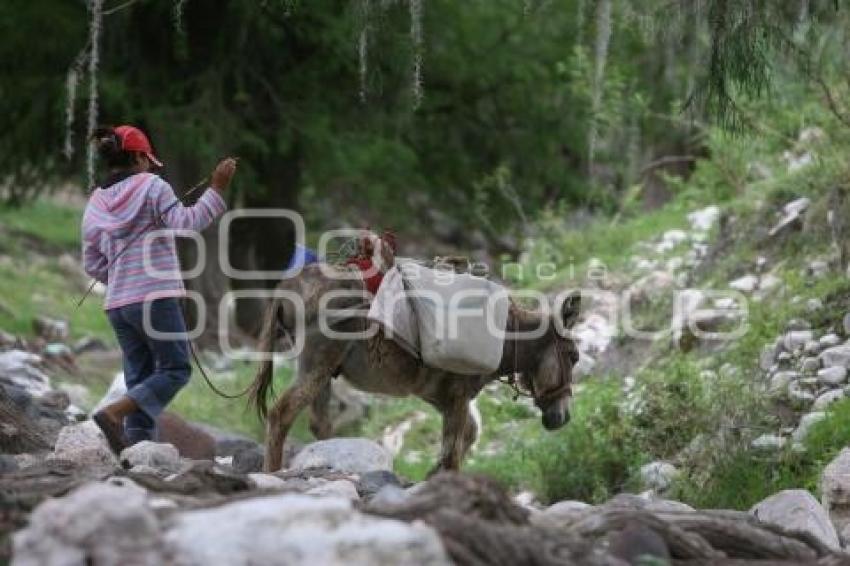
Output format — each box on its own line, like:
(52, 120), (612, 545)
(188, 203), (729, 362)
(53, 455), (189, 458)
(211, 157), (238, 192)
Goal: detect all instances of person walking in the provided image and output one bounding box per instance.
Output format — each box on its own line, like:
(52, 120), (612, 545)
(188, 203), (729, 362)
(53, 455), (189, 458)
(82, 124), (237, 453)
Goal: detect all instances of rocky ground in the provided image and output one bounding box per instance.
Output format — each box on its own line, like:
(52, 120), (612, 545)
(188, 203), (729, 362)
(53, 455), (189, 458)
(3, 306), (850, 564)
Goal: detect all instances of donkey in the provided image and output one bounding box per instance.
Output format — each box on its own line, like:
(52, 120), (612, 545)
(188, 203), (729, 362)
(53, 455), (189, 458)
(249, 264), (582, 474)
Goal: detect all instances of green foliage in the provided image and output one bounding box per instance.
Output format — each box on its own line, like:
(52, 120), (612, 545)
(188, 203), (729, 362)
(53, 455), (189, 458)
(171, 363), (298, 442)
(0, 201), (83, 250)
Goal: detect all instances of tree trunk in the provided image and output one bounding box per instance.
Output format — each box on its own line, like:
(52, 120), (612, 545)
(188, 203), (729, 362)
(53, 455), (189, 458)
(228, 144), (301, 337)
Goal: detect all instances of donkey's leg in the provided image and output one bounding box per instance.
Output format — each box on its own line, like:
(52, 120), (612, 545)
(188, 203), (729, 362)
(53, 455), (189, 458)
(427, 393), (473, 476)
(460, 404), (479, 457)
(308, 381), (334, 440)
(264, 369), (331, 472)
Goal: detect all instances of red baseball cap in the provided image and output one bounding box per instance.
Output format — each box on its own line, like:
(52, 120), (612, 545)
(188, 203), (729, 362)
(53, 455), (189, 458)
(114, 125), (163, 167)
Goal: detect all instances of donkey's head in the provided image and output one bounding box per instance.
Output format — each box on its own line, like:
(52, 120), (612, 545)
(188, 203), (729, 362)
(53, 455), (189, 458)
(519, 293), (581, 431)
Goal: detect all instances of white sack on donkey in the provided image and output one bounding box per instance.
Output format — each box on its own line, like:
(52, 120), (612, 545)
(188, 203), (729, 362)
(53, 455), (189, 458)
(368, 261), (510, 375)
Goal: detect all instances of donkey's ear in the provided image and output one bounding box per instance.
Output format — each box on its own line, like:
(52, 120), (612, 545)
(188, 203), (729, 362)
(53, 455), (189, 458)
(561, 292), (581, 329)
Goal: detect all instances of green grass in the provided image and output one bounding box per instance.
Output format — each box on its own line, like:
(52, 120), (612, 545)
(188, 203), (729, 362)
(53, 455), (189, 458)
(0, 200), (82, 251)
(0, 259), (113, 342)
(673, 398), (850, 509)
(169, 363), (302, 442)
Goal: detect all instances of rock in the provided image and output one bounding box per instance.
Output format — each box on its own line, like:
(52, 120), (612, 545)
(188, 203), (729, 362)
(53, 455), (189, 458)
(807, 260), (830, 279)
(653, 500), (697, 514)
(784, 330), (814, 352)
(248, 473), (288, 490)
(357, 470), (403, 499)
(164, 493), (449, 566)
(844, 314), (850, 336)
(687, 206), (721, 232)
(369, 484), (411, 508)
(822, 449), (850, 537)
(306, 479), (360, 500)
(0, 453), (19, 474)
(32, 316), (69, 343)
(751, 489), (840, 550)
(156, 413), (216, 461)
(12, 481), (163, 565)
(804, 340), (822, 356)
(533, 500), (592, 528)
(72, 336), (108, 355)
(654, 230), (689, 253)
(729, 274), (759, 293)
(756, 274), (783, 296)
(813, 390), (845, 411)
(788, 380), (816, 407)
(191, 421), (259, 456)
(820, 334), (842, 348)
(628, 271), (676, 304)
(820, 345), (850, 369)
(776, 351), (793, 368)
(120, 441), (183, 476)
(792, 412), (827, 443)
(49, 421), (119, 470)
(639, 461), (679, 493)
(801, 357), (820, 374)
(807, 298), (824, 312)
(786, 151), (814, 172)
(39, 390), (70, 412)
(232, 445), (265, 474)
(769, 371), (798, 396)
(751, 434), (786, 451)
(769, 208), (805, 237)
(57, 383), (90, 409)
(784, 197), (812, 217)
(290, 438), (393, 475)
(0, 350), (52, 398)
(760, 344), (779, 371)
(818, 366), (848, 387)
(798, 127), (826, 145)
(97, 378), (217, 461)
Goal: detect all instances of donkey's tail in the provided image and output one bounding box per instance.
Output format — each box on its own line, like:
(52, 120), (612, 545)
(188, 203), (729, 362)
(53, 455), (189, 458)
(249, 296), (281, 421)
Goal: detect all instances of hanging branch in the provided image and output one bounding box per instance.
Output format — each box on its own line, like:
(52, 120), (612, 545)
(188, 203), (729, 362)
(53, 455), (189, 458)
(173, 0), (188, 35)
(63, 46), (90, 160)
(86, 0), (104, 189)
(587, 0), (612, 175)
(358, 0), (371, 102)
(409, 0), (424, 110)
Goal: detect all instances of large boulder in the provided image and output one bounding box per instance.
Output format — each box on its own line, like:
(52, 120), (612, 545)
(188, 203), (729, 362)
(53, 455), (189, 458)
(819, 346), (850, 369)
(0, 350), (52, 398)
(784, 330), (814, 352)
(813, 390), (845, 411)
(818, 367), (847, 387)
(120, 441), (184, 476)
(821, 448), (850, 543)
(48, 421), (119, 470)
(792, 412), (827, 444)
(164, 493), (449, 566)
(157, 413), (216, 461)
(532, 500), (592, 529)
(94, 374), (216, 460)
(12, 481), (163, 566)
(639, 461), (679, 494)
(750, 489), (839, 550)
(627, 271), (676, 304)
(290, 438), (393, 475)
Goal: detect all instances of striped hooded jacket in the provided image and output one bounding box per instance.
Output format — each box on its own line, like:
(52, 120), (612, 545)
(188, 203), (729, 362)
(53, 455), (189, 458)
(81, 173), (226, 310)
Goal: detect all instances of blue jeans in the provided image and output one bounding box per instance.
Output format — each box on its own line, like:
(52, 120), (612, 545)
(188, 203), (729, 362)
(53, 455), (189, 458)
(107, 298), (192, 444)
